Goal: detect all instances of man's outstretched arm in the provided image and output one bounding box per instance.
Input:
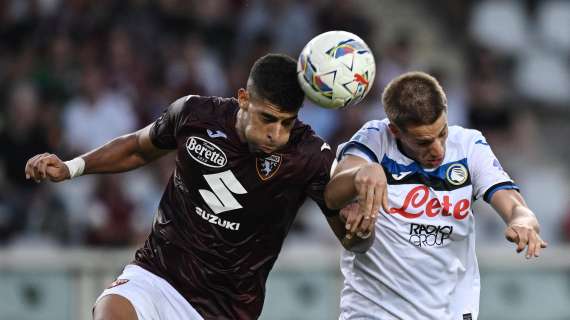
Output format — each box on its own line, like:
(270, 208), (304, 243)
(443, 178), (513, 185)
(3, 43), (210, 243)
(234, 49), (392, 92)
(325, 155), (389, 235)
(490, 189), (548, 259)
(24, 124), (171, 182)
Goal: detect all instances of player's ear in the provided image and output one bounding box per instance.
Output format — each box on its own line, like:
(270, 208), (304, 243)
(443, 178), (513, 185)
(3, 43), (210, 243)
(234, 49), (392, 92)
(237, 88), (249, 111)
(388, 123), (401, 138)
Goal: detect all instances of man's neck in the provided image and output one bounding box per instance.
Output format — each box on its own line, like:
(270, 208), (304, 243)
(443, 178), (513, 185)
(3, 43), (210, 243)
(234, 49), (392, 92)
(396, 139), (417, 163)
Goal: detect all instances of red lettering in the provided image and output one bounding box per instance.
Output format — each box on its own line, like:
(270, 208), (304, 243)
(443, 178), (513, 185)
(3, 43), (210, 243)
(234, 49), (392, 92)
(389, 185), (429, 219)
(441, 196), (452, 216)
(425, 198), (441, 217)
(453, 199), (470, 220)
(389, 186), (471, 221)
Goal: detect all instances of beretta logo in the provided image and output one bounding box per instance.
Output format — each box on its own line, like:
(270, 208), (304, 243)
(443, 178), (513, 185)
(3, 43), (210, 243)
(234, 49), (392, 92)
(186, 136), (227, 168)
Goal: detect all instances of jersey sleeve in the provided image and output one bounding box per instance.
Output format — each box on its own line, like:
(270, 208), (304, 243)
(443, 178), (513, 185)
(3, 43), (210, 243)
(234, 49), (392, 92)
(149, 95), (192, 149)
(336, 120), (388, 163)
(468, 131), (519, 202)
(342, 146), (375, 163)
(305, 141), (339, 218)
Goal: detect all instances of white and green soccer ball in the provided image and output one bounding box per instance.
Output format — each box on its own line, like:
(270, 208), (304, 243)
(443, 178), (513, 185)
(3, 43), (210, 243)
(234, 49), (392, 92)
(297, 31), (376, 109)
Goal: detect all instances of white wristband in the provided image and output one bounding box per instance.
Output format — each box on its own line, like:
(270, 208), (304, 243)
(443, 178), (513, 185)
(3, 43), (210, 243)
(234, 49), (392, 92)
(64, 157), (85, 179)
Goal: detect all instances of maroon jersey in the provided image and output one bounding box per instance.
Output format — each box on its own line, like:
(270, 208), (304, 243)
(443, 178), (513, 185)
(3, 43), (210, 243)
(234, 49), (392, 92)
(134, 95), (337, 319)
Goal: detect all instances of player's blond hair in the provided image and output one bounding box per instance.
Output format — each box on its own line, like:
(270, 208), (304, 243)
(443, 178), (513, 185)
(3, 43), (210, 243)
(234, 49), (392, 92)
(382, 71), (447, 130)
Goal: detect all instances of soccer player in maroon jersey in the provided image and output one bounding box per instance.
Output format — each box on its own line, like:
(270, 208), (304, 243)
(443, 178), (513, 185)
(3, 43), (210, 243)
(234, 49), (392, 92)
(24, 54), (375, 320)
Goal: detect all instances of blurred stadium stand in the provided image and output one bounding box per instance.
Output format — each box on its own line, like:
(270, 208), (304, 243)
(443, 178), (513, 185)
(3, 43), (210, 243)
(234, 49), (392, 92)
(0, 0), (569, 319)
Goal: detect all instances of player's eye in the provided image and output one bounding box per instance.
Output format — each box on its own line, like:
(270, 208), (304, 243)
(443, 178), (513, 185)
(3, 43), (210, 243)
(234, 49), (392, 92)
(417, 141), (431, 147)
(282, 119), (295, 128)
(261, 115), (276, 123)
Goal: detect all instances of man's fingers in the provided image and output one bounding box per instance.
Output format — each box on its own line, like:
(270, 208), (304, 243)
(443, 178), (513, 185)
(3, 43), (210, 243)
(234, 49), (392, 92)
(364, 184), (374, 219)
(516, 230), (528, 253)
(38, 157), (50, 179)
(370, 187), (382, 219)
(25, 155), (41, 179)
(534, 234), (547, 257)
(350, 212), (364, 235)
(526, 232), (537, 259)
(26, 154), (44, 179)
(31, 155), (46, 181)
(339, 203), (357, 223)
(346, 213), (363, 239)
(354, 184), (378, 234)
(381, 188), (389, 214)
(345, 200), (362, 238)
(505, 227), (519, 243)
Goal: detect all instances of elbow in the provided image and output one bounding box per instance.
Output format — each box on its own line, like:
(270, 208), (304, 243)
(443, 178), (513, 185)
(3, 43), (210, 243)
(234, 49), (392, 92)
(341, 234), (374, 254)
(345, 243), (371, 254)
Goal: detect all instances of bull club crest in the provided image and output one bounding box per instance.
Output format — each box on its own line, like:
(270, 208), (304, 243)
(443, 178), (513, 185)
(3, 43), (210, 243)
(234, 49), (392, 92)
(256, 154), (282, 181)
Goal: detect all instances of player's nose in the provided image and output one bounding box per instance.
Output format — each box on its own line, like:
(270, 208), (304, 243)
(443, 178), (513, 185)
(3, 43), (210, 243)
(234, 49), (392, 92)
(266, 124), (282, 142)
(430, 140), (445, 158)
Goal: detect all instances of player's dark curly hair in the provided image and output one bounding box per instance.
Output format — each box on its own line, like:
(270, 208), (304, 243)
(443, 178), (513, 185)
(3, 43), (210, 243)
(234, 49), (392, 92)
(247, 53), (305, 112)
(382, 71), (448, 130)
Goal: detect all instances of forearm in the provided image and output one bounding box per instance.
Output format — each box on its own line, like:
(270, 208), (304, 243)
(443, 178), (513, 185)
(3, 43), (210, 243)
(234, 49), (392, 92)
(81, 132), (159, 175)
(324, 167), (359, 209)
(491, 189), (540, 232)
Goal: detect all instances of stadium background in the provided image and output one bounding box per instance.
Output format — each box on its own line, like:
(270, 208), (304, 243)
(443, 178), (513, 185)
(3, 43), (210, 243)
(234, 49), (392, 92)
(0, 0), (569, 319)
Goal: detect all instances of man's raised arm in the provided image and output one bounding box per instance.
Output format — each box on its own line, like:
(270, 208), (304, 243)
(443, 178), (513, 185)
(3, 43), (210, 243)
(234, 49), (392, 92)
(24, 124), (171, 183)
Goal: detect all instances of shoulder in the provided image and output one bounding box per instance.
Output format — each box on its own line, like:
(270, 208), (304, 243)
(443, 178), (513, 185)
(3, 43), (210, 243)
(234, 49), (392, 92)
(447, 125), (492, 161)
(288, 121), (334, 169)
(447, 125), (485, 147)
(338, 119), (391, 160)
(290, 120), (331, 154)
(176, 95), (238, 119)
(352, 118), (391, 142)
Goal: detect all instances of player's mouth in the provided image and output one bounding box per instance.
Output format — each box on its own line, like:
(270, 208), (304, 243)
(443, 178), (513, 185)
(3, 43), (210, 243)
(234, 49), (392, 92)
(427, 157), (443, 166)
(256, 145), (275, 154)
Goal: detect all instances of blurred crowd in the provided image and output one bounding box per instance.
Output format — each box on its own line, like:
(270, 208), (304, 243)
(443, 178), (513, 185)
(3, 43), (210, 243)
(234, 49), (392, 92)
(0, 0), (569, 248)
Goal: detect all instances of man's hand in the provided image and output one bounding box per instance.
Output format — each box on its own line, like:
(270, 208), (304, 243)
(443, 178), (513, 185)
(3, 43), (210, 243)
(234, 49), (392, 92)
(25, 153), (70, 183)
(504, 218), (548, 259)
(490, 189), (548, 260)
(346, 163), (389, 236)
(340, 202), (377, 239)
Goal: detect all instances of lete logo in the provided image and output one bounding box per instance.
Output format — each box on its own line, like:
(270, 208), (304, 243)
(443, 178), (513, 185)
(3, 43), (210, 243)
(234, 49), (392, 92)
(389, 185), (470, 220)
(186, 136), (227, 168)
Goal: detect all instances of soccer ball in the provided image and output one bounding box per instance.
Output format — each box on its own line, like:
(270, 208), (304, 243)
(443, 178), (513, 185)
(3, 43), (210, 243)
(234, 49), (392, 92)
(297, 31), (376, 109)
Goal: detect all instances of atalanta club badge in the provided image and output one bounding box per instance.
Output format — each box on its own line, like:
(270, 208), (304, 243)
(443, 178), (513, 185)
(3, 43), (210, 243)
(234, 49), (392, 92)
(445, 163), (468, 186)
(256, 154), (282, 181)
(107, 279), (129, 289)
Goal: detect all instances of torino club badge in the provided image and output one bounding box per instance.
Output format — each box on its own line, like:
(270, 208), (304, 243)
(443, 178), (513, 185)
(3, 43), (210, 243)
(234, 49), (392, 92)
(256, 154), (282, 181)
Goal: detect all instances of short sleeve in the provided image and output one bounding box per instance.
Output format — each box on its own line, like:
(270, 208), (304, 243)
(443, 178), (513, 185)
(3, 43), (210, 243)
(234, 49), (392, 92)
(305, 141), (339, 218)
(468, 132), (519, 202)
(149, 95), (190, 149)
(335, 120), (388, 163)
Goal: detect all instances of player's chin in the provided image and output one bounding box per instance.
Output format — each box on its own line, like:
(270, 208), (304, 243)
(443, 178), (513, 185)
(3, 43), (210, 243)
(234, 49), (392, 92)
(424, 158), (443, 168)
(249, 144), (271, 156)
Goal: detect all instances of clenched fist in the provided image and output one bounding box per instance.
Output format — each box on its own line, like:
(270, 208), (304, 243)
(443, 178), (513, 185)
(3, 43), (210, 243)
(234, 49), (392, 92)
(24, 153), (70, 182)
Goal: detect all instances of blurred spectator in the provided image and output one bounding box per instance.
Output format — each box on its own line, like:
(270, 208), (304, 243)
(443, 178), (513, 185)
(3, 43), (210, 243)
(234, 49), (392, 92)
(84, 175), (135, 247)
(0, 82), (63, 244)
(62, 64), (136, 154)
(377, 32), (415, 91)
(236, 0), (317, 57)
